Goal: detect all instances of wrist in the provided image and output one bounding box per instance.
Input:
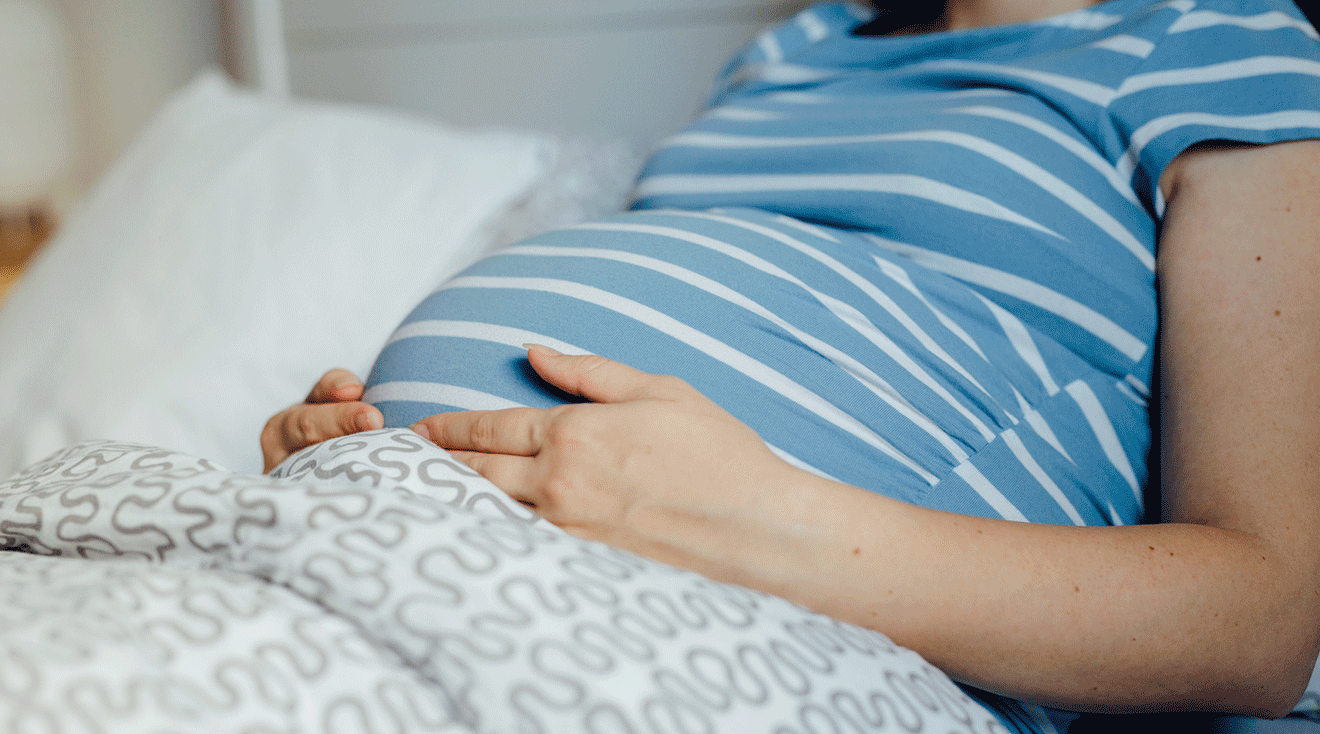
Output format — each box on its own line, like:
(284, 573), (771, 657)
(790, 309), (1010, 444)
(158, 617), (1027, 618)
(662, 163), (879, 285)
(692, 468), (893, 601)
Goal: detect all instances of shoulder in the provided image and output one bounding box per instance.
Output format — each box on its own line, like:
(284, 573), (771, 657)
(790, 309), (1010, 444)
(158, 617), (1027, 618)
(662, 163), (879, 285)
(1122, 0), (1320, 65)
(1103, 0), (1320, 215)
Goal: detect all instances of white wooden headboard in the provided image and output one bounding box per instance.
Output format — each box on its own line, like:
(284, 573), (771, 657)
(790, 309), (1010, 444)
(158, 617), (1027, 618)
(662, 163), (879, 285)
(227, 0), (812, 148)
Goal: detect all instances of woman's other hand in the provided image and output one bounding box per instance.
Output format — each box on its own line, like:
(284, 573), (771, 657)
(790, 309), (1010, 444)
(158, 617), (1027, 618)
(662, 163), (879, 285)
(409, 345), (811, 579)
(260, 368), (384, 472)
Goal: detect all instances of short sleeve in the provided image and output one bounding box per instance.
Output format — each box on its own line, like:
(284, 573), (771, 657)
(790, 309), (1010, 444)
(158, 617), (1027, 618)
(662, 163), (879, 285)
(1106, 0), (1320, 213)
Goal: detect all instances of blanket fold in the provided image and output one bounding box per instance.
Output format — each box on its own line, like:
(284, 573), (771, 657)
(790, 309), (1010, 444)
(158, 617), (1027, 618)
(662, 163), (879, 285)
(0, 429), (1003, 734)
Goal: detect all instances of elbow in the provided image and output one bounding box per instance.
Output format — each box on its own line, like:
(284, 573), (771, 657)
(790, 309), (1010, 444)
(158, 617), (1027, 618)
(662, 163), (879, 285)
(1233, 671), (1310, 720)
(1254, 578), (1320, 717)
(1217, 606), (1320, 718)
(1256, 644), (1317, 719)
(1198, 530), (1320, 719)
(1235, 668), (1311, 720)
(1187, 649), (1314, 719)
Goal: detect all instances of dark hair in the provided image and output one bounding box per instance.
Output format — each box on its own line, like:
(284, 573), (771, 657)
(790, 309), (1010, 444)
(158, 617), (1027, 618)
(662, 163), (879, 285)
(853, 3), (948, 36)
(855, 1), (1320, 36)
(1296, 0), (1320, 28)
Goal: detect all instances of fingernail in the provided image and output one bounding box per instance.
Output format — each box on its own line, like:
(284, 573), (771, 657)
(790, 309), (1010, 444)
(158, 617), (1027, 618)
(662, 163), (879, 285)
(355, 413), (379, 432)
(522, 343), (564, 357)
(411, 423), (431, 440)
(333, 377), (359, 390)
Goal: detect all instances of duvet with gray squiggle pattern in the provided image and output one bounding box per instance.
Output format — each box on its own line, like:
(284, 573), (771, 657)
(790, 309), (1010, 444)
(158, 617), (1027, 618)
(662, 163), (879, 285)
(0, 428), (1007, 733)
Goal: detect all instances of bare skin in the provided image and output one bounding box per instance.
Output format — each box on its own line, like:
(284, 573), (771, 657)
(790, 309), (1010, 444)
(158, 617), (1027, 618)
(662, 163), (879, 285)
(260, 0), (1320, 717)
(938, 0), (1105, 30)
(260, 368), (381, 472)
(884, 0), (1104, 34)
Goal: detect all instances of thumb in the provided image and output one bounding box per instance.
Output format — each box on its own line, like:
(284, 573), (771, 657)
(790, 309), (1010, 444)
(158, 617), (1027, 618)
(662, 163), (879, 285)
(524, 344), (680, 403)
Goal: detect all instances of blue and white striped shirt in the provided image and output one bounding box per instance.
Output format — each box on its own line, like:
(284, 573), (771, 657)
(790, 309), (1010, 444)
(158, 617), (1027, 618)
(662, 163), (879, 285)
(365, 3), (1320, 727)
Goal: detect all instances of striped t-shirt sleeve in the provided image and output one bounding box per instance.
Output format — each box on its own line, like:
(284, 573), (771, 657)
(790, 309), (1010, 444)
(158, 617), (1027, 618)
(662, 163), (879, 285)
(1107, 0), (1320, 209)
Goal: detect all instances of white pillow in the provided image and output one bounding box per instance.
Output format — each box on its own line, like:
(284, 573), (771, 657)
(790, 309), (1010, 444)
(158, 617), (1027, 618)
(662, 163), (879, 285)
(0, 72), (555, 476)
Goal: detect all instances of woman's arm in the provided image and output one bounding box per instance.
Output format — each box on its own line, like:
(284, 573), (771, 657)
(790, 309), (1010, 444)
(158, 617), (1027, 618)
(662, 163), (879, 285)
(416, 138), (1320, 716)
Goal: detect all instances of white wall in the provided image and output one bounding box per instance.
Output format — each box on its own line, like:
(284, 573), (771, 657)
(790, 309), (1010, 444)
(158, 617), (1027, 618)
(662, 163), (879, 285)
(43, 0), (222, 206)
(275, 0), (812, 148)
(40, 0), (812, 203)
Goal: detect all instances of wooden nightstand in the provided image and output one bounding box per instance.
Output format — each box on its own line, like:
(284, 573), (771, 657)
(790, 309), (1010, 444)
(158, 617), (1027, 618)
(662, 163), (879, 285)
(0, 205), (54, 302)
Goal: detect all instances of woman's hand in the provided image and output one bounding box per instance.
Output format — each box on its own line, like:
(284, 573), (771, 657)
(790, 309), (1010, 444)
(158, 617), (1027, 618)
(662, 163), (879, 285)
(260, 369), (384, 473)
(409, 345), (811, 578)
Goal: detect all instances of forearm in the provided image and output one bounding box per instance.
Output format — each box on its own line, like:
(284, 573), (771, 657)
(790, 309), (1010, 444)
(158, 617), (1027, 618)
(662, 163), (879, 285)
(425, 339), (1320, 716)
(673, 470), (1318, 717)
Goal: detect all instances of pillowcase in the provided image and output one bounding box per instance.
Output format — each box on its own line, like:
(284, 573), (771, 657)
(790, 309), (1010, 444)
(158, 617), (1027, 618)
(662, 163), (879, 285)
(0, 72), (564, 476)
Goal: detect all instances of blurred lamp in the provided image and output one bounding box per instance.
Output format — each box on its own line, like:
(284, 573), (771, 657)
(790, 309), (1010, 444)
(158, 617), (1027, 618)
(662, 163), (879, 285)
(0, 0), (73, 265)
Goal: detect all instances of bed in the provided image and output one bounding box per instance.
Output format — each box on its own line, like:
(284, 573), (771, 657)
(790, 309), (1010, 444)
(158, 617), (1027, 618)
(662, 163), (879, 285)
(0, 1), (1316, 731)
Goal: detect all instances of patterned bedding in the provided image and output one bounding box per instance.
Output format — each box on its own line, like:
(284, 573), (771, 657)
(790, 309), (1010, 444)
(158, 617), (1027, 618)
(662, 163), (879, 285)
(0, 429), (1006, 733)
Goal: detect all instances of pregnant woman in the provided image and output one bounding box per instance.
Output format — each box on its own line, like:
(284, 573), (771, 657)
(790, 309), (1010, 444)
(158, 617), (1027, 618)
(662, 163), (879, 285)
(262, 0), (1320, 729)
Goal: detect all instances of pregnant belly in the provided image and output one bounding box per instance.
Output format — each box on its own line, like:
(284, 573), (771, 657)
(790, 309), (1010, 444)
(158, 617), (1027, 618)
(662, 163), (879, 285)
(364, 208), (1147, 524)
